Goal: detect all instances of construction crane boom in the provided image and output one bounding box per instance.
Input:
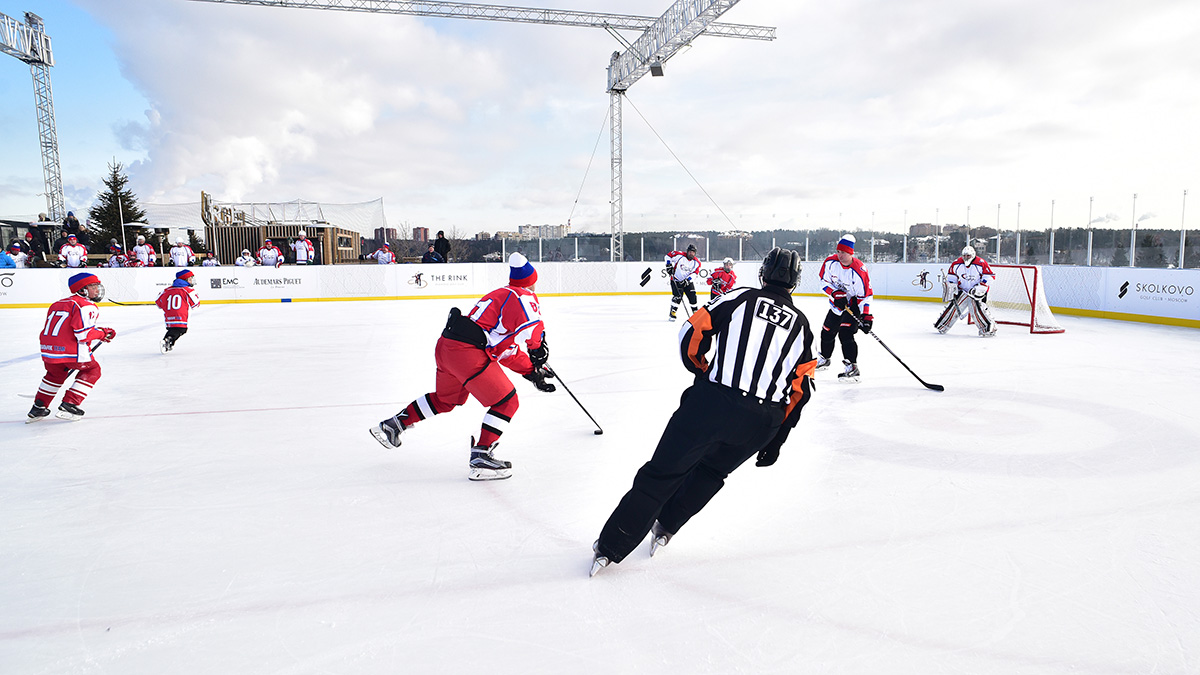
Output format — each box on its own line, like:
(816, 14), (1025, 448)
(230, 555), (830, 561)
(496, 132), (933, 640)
(188, 0), (774, 260)
(186, 0), (775, 41)
(1, 11), (66, 221)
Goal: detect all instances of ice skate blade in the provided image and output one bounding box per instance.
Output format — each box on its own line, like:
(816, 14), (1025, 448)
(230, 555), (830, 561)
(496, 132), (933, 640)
(368, 425), (401, 449)
(837, 374), (860, 384)
(54, 409), (83, 421)
(650, 535), (669, 557)
(589, 555), (610, 577)
(25, 415), (48, 424)
(468, 467), (512, 481)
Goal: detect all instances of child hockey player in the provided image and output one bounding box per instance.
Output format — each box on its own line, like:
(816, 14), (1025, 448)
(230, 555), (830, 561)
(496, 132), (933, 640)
(156, 270), (200, 353)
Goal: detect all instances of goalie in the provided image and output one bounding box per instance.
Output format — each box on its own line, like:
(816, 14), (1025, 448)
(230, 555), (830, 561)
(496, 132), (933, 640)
(935, 246), (997, 337)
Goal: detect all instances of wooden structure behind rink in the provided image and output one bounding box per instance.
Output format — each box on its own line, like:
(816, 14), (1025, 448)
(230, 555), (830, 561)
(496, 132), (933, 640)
(200, 191), (363, 265)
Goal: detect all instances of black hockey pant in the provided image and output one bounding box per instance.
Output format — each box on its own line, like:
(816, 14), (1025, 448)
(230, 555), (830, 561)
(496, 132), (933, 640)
(596, 380), (783, 563)
(819, 309), (859, 363)
(670, 279), (698, 309)
(163, 326), (187, 346)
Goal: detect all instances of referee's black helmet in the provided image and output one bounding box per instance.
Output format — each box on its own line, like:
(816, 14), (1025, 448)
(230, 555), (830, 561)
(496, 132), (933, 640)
(760, 247), (801, 289)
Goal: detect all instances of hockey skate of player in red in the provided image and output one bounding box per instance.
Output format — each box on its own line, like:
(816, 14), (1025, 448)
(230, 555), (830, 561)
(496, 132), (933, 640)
(27, 273), (117, 422)
(156, 269), (200, 353)
(369, 253), (555, 481)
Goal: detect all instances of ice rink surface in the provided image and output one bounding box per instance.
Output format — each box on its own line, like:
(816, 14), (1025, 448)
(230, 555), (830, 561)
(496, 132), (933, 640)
(2, 291), (1199, 674)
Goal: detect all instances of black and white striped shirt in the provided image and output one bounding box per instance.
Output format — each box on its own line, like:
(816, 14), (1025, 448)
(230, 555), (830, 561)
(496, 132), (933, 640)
(678, 285), (815, 407)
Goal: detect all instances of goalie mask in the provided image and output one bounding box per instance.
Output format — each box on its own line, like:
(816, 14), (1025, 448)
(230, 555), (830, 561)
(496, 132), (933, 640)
(961, 245), (976, 263)
(760, 247), (801, 290)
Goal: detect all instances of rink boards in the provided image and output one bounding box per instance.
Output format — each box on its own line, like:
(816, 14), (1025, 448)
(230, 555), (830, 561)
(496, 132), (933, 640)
(0, 261), (1196, 328)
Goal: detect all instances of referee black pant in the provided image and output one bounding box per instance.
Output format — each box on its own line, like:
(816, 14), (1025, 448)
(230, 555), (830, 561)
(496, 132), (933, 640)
(596, 379), (784, 563)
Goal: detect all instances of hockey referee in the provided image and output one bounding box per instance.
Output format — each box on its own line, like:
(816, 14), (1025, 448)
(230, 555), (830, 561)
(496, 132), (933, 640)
(591, 248), (817, 576)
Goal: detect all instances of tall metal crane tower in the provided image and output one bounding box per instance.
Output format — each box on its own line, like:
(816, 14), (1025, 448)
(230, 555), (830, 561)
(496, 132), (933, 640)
(1, 11), (65, 221)
(190, 0), (775, 260)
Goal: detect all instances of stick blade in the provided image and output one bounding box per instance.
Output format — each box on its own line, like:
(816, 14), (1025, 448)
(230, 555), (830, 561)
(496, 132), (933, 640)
(924, 382), (945, 392)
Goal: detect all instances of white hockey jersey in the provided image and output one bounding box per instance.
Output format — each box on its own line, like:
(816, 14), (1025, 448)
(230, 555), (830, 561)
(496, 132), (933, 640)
(235, 254), (256, 267)
(291, 238), (315, 264)
(664, 251), (703, 283)
(58, 243), (89, 268)
(170, 245), (195, 267)
(132, 243), (157, 266)
(257, 245), (284, 266)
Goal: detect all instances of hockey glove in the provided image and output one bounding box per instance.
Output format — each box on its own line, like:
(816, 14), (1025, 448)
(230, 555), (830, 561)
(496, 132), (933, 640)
(523, 367), (556, 393)
(971, 285), (988, 300)
(528, 338), (549, 368)
(832, 290), (847, 310)
(99, 327), (117, 342)
(859, 313), (874, 334)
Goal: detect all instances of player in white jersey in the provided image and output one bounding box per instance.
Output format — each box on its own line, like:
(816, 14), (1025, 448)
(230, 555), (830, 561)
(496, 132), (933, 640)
(169, 238), (196, 267)
(58, 234), (89, 268)
(8, 243), (29, 268)
(816, 235), (874, 380)
(257, 240), (284, 267)
(368, 243), (397, 264)
(106, 244), (130, 268)
(235, 249), (256, 266)
(201, 251), (221, 267)
(664, 244), (703, 321)
(936, 246), (998, 337)
(290, 230), (315, 265)
(132, 235), (157, 266)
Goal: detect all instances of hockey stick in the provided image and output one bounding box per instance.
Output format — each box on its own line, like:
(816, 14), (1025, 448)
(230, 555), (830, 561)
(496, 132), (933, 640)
(543, 366), (604, 435)
(19, 342), (104, 399)
(845, 313), (945, 392)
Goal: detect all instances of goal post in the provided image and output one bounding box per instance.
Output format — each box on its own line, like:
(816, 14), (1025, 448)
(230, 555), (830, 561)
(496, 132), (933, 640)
(986, 264), (1065, 334)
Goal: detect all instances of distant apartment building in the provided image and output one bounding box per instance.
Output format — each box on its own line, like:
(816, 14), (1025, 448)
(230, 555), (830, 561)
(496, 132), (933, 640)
(519, 223), (570, 240)
(374, 227), (398, 243)
(909, 223), (937, 237)
(413, 227), (429, 242)
(493, 231), (520, 240)
(475, 232), (492, 241)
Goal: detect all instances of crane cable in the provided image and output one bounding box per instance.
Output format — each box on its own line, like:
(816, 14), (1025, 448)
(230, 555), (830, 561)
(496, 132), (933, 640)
(566, 107), (610, 227)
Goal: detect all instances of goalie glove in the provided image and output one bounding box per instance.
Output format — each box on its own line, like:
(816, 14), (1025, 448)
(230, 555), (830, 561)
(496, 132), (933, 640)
(523, 366), (556, 393)
(970, 285), (988, 299)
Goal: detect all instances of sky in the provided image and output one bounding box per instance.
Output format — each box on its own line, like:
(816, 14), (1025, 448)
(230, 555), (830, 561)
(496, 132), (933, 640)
(2, 0), (1199, 236)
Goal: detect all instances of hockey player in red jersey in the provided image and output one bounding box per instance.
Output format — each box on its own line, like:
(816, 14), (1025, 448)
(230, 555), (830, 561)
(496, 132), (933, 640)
(706, 257), (737, 299)
(936, 245), (997, 337)
(369, 253), (555, 481)
(156, 269), (200, 353)
(817, 234), (874, 381)
(27, 273), (117, 422)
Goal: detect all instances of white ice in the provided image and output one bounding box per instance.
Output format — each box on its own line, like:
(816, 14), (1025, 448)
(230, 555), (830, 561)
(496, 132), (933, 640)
(2, 293), (1198, 674)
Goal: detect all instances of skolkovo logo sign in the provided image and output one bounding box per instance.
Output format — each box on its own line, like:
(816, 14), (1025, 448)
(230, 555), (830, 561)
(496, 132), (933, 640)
(1118, 281), (1129, 299)
(1119, 280), (1194, 302)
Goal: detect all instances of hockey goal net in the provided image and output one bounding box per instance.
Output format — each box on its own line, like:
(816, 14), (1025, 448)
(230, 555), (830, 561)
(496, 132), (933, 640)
(986, 264), (1065, 333)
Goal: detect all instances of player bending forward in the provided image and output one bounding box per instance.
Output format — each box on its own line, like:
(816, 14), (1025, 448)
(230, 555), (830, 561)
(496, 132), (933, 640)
(156, 270), (200, 353)
(706, 257), (737, 299)
(590, 248), (816, 576)
(816, 234), (874, 382)
(27, 273), (117, 422)
(369, 253), (556, 481)
(936, 245), (997, 337)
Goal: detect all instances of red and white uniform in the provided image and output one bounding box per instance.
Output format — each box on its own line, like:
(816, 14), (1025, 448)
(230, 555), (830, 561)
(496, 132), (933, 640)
(291, 238), (315, 264)
(59, 243), (88, 268)
(368, 247), (397, 264)
(169, 244), (196, 267)
(107, 253), (130, 268)
(947, 256), (995, 294)
(664, 250), (703, 283)
(257, 245), (284, 267)
(707, 268), (737, 297)
(34, 294), (107, 408)
(10, 250), (29, 268)
(819, 254), (873, 315)
(132, 243), (157, 266)
(156, 285), (200, 327)
(40, 295), (105, 364)
(467, 285), (546, 373)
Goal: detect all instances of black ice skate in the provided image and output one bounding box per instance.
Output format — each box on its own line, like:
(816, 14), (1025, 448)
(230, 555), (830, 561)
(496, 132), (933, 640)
(837, 360), (860, 383)
(649, 521), (674, 557)
(369, 415), (406, 449)
(468, 437), (512, 481)
(160, 337), (173, 354)
(26, 402), (51, 424)
(590, 540), (610, 577)
(55, 402), (85, 421)
(668, 306), (678, 322)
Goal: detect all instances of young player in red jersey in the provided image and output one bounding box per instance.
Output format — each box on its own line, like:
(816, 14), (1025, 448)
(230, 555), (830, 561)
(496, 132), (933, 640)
(369, 253), (555, 481)
(706, 257), (737, 299)
(156, 269), (200, 353)
(27, 273), (117, 422)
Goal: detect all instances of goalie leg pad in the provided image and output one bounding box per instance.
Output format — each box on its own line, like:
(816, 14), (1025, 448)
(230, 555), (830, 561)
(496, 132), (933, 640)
(970, 297), (998, 337)
(935, 300), (960, 333)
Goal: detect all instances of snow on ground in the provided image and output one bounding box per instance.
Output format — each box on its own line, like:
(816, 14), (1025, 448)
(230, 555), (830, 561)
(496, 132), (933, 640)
(1, 292), (1198, 674)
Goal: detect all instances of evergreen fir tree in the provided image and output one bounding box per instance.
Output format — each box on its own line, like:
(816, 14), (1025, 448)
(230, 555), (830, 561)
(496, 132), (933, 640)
(1111, 241), (1129, 267)
(87, 161), (149, 254)
(1136, 234), (1166, 268)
